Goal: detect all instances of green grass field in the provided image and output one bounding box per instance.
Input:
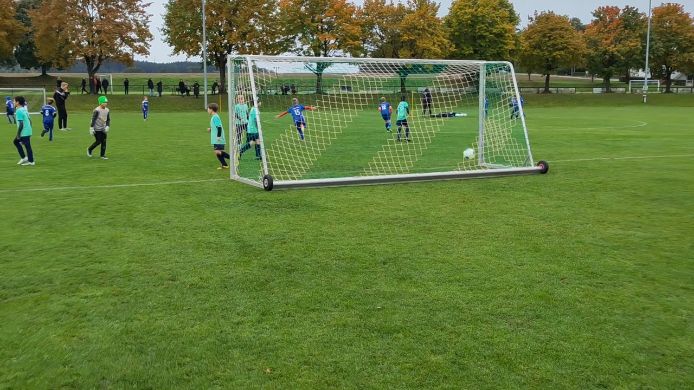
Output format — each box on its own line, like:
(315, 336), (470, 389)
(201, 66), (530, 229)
(1, 95), (692, 388)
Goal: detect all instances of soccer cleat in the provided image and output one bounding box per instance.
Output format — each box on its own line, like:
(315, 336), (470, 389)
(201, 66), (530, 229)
(41, 130), (46, 137)
(217, 165), (229, 170)
(101, 156), (108, 160)
(87, 150), (93, 157)
(17, 157), (28, 165)
(21, 161), (35, 166)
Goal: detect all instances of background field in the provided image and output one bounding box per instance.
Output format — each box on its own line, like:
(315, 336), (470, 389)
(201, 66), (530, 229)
(0, 95), (692, 388)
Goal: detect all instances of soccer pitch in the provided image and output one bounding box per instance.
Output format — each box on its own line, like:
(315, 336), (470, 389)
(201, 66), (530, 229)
(1, 97), (692, 387)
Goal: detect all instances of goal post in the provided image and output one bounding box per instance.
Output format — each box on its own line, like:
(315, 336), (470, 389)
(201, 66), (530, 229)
(0, 87), (47, 115)
(97, 74), (113, 94)
(227, 55), (548, 190)
(629, 79), (660, 93)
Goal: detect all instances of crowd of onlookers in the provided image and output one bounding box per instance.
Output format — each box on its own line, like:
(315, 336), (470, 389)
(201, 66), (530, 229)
(73, 77), (221, 97)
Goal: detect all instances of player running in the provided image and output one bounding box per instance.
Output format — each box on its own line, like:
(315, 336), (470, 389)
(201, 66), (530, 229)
(396, 95), (410, 142)
(378, 97), (392, 132)
(276, 97), (316, 140)
(207, 103), (230, 169)
(6, 96), (16, 124)
(87, 96), (111, 160)
(511, 96), (524, 119)
(40, 98), (57, 141)
(142, 96), (149, 120)
(13, 96), (35, 166)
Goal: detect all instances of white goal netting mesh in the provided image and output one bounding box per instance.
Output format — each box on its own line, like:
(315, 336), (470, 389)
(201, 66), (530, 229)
(228, 57), (533, 185)
(0, 88), (47, 115)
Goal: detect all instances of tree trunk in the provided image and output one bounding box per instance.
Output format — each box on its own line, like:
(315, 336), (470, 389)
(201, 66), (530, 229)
(624, 69), (630, 83)
(41, 65), (48, 76)
(603, 76), (611, 93)
(543, 73), (551, 93)
(527, 71), (531, 81)
(217, 58), (227, 94)
(316, 72), (323, 94)
(664, 66), (673, 93)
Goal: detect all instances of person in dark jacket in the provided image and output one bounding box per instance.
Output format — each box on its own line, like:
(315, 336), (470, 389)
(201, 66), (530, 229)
(96, 78), (102, 95)
(53, 82), (70, 130)
(81, 78), (88, 94)
(101, 78), (110, 95)
(123, 78), (130, 95)
(193, 82), (200, 98)
(147, 78), (154, 96)
(422, 88), (432, 116)
(156, 81), (163, 97)
(178, 80), (185, 96)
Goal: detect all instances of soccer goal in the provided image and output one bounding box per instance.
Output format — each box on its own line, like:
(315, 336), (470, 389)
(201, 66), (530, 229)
(97, 74), (113, 94)
(0, 87), (46, 115)
(629, 79), (661, 93)
(227, 55), (548, 190)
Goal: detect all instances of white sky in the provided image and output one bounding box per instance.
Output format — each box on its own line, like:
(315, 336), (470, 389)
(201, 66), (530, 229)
(136, 0), (694, 63)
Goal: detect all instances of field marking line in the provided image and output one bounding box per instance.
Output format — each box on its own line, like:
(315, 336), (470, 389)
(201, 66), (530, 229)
(0, 178), (226, 193)
(549, 154), (694, 163)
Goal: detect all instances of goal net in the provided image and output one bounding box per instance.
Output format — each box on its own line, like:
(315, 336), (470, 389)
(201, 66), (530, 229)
(227, 55), (546, 190)
(629, 79), (661, 93)
(0, 87), (46, 115)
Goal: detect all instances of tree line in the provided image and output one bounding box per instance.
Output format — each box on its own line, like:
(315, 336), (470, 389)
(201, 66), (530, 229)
(1, 0), (693, 93)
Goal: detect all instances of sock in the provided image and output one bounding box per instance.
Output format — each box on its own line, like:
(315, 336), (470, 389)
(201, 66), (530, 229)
(216, 154), (227, 166)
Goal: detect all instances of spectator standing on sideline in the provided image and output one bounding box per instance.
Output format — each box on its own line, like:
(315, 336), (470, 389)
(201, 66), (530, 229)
(81, 78), (87, 94)
(96, 78), (102, 94)
(147, 78), (154, 96)
(101, 78), (110, 95)
(53, 82), (70, 131)
(123, 78), (130, 95)
(156, 81), (163, 97)
(178, 79), (185, 96)
(193, 82), (200, 98)
(212, 81), (218, 95)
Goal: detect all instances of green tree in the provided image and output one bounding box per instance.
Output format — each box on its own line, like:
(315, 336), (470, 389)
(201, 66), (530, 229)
(444, 0), (519, 61)
(649, 3), (694, 93)
(164, 0), (286, 94)
(0, 0), (25, 62)
(520, 11), (586, 93)
(279, 0), (363, 93)
(31, 0), (152, 86)
(14, 0), (51, 75)
(618, 6), (647, 82)
(360, 0), (406, 58)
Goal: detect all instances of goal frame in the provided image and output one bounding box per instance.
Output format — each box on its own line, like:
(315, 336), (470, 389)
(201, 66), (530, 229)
(629, 79), (660, 93)
(0, 87), (47, 115)
(227, 55), (546, 190)
(96, 74), (113, 94)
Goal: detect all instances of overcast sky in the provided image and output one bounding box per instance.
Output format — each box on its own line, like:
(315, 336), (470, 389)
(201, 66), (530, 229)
(137, 0), (694, 63)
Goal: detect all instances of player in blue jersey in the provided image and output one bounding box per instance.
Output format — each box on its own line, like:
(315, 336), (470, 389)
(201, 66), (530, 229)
(511, 96), (524, 119)
(142, 96), (149, 120)
(6, 96), (16, 124)
(484, 96), (489, 118)
(276, 97), (317, 140)
(40, 98), (57, 141)
(378, 97), (392, 132)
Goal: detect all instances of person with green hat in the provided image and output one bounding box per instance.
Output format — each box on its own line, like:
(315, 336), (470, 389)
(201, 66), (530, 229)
(87, 96), (110, 159)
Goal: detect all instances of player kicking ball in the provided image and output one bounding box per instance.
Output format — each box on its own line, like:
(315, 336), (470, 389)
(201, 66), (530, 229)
(378, 97), (392, 132)
(276, 97), (316, 140)
(207, 103), (230, 169)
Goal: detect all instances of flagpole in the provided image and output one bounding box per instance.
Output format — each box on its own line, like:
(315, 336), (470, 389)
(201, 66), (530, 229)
(643, 0), (652, 103)
(202, 0), (208, 109)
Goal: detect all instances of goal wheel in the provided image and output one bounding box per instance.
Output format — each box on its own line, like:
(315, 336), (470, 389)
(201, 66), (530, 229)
(537, 160), (549, 174)
(262, 174), (274, 191)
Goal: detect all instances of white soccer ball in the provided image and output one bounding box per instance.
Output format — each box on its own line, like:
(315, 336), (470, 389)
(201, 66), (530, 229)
(463, 148), (475, 160)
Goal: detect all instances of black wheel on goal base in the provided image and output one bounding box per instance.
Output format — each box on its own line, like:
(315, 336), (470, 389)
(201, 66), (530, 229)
(537, 160), (549, 174)
(262, 174), (274, 191)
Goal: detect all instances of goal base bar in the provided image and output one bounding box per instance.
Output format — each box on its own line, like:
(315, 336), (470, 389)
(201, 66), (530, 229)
(259, 166), (544, 190)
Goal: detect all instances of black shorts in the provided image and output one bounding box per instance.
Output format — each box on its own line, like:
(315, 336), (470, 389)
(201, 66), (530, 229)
(213, 144), (226, 151)
(396, 119), (408, 126)
(247, 133), (259, 142)
(295, 121), (306, 131)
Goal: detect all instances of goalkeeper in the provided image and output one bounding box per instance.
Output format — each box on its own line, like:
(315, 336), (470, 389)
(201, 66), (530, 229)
(87, 96), (110, 160)
(240, 99), (262, 160)
(396, 95), (410, 142)
(276, 97), (316, 140)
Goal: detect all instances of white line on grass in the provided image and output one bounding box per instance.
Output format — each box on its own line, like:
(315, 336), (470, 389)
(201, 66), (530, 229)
(0, 178), (226, 193)
(549, 154), (694, 163)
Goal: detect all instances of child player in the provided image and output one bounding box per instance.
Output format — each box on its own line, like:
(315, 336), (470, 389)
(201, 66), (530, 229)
(13, 96), (35, 166)
(207, 103), (230, 169)
(240, 99), (261, 160)
(275, 97), (316, 140)
(396, 95), (411, 142)
(87, 96), (111, 160)
(378, 97), (392, 132)
(6, 96), (16, 124)
(234, 95), (249, 145)
(142, 96), (149, 120)
(40, 98), (57, 141)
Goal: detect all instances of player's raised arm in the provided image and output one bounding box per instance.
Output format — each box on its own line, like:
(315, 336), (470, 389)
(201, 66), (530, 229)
(276, 110), (289, 119)
(305, 105), (317, 111)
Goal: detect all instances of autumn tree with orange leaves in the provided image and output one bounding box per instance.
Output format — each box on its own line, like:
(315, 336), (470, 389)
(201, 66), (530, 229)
(30, 0), (152, 86)
(0, 0), (25, 62)
(649, 3), (694, 93)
